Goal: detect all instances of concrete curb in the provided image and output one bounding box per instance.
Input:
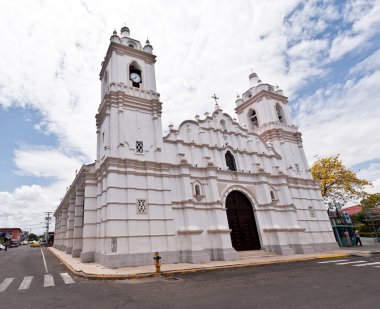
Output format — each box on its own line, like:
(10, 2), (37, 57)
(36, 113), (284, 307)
(48, 248), (352, 280)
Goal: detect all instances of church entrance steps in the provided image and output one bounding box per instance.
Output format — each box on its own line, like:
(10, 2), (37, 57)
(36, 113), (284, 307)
(238, 250), (278, 260)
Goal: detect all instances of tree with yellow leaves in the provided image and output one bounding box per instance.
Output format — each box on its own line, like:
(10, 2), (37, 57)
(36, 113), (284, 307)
(311, 154), (371, 203)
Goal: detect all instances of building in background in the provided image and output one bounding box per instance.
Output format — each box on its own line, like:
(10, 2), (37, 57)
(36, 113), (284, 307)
(341, 205), (362, 216)
(53, 26), (337, 268)
(0, 228), (22, 246)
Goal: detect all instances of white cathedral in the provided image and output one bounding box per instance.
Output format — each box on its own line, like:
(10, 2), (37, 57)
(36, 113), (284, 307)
(53, 26), (337, 268)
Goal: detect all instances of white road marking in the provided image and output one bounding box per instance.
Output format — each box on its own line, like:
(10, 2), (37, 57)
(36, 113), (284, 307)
(318, 259), (349, 264)
(18, 276), (33, 290)
(60, 273), (75, 285)
(44, 274), (55, 287)
(335, 260), (366, 265)
(41, 248), (49, 274)
(0, 278), (14, 292)
(353, 261), (380, 267)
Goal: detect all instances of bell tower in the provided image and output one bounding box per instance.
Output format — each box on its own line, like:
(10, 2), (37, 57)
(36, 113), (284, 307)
(96, 26), (163, 164)
(235, 73), (310, 177)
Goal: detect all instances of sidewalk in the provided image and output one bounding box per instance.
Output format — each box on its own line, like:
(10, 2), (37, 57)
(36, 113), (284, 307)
(48, 244), (380, 280)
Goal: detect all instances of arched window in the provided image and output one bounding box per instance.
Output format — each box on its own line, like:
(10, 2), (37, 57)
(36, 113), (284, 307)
(225, 151), (237, 171)
(195, 184), (201, 196)
(249, 109), (259, 127)
(129, 62), (142, 88)
(102, 70), (108, 96)
(270, 190), (275, 201)
(276, 104), (286, 124)
(220, 119), (227, 131)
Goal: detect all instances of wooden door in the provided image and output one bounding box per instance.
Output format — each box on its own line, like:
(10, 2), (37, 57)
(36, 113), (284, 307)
(226, 191), (261, 251)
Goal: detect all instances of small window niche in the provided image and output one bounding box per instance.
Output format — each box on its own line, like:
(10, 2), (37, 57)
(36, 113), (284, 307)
(220, 119), (227, 132)
(270, 189), (278, 204)
(308, 206), (316, 217)
(249, 109), (259, 128)
(225, 151), (237, 171)
(136, 199), (148, 214)
(276, 103), (286, 124)
(111, 237), (117, 252)
(102, 70), (108, 97)
(193, 182), (205, 201)
(136, 141), (144, 154)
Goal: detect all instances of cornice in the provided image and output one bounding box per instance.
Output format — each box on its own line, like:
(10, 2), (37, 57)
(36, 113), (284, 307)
(235, 90), (288, 114)
(99, 42), (156, 79)
(96, 90), (162, 127)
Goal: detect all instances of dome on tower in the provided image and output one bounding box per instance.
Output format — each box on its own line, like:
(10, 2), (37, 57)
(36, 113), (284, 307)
(110, 29), (120, 43)
(143, 38), (153, 53)
(120, 26), (130, 38)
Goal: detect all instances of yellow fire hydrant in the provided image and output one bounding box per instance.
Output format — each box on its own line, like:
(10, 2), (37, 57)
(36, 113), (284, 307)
(153, 251), (161, 273)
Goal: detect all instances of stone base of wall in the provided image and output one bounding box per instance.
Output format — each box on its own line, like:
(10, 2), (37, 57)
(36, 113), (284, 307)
(312, 242), (339, 252)
(94, 247), (240, 268)
(72, 248), (82, 258)
(81, 251), (95, 263)
(95, 251), (181, 268)
(264, 242), (338, 255)
(65, 246), (73, 254)
(179, 250), (211, 263)
(206, 248), (239, 261)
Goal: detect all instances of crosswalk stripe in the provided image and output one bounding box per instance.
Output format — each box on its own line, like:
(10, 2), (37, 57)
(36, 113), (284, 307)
(353, 262), (380, 267)
(336, 260), (366, 265)
(44, 274), (55, 287)
(18, 276), (33, 290)
(60, 273), (75, 285)
(318, 259), (349, 264)
(0, 278), (14, 292)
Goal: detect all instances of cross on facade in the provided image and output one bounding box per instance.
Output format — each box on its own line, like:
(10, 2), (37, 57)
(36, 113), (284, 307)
(211, 93), (219, 105)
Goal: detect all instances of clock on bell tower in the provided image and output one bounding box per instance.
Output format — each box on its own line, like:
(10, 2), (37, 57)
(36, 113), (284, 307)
(96, 26), (163, 164)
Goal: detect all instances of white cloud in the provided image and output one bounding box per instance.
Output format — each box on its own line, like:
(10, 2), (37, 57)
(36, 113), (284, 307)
(14, 147), (83, 181)
(330, 0), (380, 61)
(0, 184), (59, 235)
(357, 161), (380, 194)
(349, 49), (380, 75)
(0, 147), (83, 234)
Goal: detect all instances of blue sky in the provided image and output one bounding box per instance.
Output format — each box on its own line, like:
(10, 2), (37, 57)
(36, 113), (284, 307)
(0, 107), (57, 191)
(1, 0), (380, 234)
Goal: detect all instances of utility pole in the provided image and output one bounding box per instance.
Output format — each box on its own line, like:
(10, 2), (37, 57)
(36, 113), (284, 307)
(44, 212), (53, 239)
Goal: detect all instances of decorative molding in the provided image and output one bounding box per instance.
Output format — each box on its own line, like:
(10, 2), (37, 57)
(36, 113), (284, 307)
(177, 228), (203, 235)
(263, 227), (305, 232)
(207, 228), (232, 234)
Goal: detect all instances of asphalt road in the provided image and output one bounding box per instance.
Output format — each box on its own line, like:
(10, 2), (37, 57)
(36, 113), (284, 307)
(1, 246), (380, 309)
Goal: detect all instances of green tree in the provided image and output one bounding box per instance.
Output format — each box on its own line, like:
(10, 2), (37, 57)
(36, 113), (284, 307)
(361, 193), (380, 209)
(28, 233), (38, 241)
(311, 154), (371, 203)
(360, 193), (380, 237)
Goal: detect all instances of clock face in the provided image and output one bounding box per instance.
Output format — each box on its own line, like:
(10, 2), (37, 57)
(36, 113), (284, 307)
(130, 72), (141, 83)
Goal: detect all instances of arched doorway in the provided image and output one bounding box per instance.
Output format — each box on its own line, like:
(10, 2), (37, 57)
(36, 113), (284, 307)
(226, 191), (261, 251)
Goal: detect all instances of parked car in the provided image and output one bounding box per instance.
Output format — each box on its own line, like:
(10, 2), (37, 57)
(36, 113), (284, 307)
(0, 244), (6, 251)
(21, 240), (29, 245)
(30, 241), (41, 247)
(9, 239), (19, 247)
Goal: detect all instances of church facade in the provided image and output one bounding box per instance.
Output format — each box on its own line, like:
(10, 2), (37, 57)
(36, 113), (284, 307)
(53, 26), (337, 268)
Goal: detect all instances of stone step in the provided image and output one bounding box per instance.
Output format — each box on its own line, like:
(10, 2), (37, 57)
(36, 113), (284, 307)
(238, 250), (278, 259)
